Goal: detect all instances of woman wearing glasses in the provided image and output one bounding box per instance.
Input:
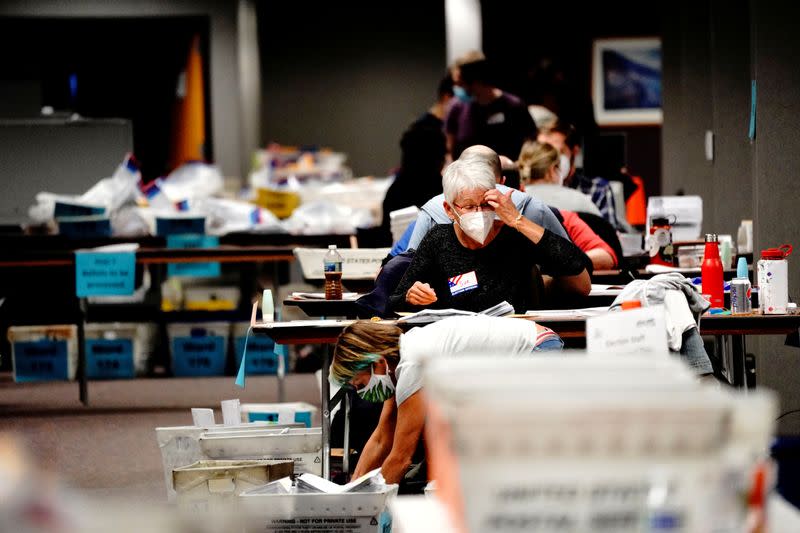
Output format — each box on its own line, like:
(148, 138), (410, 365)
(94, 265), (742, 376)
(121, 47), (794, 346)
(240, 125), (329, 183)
(390, 156), (591, 313)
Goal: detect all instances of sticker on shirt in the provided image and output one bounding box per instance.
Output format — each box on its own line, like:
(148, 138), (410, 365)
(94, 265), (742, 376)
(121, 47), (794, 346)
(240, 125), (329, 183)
(448, 271), (479, 296)
(487, 112), (505, 125)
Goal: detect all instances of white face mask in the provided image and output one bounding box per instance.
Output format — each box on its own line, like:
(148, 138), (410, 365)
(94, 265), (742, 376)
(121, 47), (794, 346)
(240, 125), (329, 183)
(357, 366), (396, 403)
(558, 154), (571, 184)
(454, 210), (495, 244)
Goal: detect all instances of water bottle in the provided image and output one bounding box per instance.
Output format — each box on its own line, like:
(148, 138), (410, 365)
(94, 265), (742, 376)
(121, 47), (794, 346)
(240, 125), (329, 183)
(757, 244), (792, 314)
(323, 245), (343, 300)
(701, 234), (724, 308)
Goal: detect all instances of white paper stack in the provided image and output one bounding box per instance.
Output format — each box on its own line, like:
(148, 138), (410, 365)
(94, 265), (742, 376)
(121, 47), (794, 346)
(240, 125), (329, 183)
(389, 205), (419, 243)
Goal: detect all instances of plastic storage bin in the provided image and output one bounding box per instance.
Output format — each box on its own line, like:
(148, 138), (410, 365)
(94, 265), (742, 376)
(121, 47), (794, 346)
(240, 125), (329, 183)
(7, 325), (78, 382)
(199, 427), (323, 476)
(167, 322), (229, 377)
(155, 422), (303, 502)
(84, 322), (152, 379)
(232, 322), (279, 375)
(173, 459), (293, 514)
(240, 402), (316, 427)
(239, 484), (397, 533)
(184, 286), (241, 312)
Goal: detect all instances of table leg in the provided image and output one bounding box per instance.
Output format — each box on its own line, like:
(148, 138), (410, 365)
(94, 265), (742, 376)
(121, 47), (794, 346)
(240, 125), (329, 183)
(321, 343), (332, 480)
(343, 391), (351, 482)
(731, 334), (748, 391)
(77, 297), (88, 406)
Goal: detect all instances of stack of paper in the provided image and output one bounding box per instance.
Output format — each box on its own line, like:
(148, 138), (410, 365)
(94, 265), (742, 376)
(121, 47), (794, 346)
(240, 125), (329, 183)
(398, 301), (514, 324)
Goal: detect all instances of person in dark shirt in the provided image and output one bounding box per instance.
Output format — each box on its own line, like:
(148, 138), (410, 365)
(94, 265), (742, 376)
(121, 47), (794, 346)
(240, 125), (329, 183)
(390, 157), (591, 314)
(410, 73), (454, 132)
(445, 53), (538, 160)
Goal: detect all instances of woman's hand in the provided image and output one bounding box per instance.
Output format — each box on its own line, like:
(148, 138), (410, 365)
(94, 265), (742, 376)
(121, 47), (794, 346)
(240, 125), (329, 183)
(484, 188), (519, 226)
(406, 281), (437, 306)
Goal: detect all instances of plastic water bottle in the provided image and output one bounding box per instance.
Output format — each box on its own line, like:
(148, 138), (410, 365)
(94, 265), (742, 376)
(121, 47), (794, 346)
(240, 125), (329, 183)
(701, 233), (724, 308)
(323, 245), (343, 300)
(757, 244), (792, 314)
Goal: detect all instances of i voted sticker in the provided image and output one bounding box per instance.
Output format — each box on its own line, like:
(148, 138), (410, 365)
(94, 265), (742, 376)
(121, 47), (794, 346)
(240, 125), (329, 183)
(449, 271), (479, 296)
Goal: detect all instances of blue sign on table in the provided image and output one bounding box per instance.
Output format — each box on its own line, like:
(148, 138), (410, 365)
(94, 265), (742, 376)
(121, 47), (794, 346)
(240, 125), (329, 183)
(166, 234), (221, 278)
(75, 251), (136, 297)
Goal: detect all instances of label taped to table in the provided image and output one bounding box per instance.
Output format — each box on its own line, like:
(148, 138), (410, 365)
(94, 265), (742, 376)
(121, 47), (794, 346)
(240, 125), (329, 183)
(586, 305), (668, 355)
(166, 234), (221, 278)
(75, 250), (135, 297)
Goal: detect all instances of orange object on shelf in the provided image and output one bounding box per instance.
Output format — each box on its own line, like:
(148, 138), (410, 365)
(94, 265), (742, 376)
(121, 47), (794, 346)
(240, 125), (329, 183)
(626, 176), (647, 226)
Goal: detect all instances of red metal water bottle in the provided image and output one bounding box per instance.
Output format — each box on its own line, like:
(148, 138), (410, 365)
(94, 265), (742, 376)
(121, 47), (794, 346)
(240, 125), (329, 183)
(701, 233), (724, 308)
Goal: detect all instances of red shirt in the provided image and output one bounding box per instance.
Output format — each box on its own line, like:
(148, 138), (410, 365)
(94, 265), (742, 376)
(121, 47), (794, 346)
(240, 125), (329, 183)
(560, 210), (618, 267)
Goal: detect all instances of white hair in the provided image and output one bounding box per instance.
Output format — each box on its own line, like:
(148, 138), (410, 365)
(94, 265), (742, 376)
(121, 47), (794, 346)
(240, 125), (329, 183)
(442, 158), (496, 205)
(458, 145), (501, 180)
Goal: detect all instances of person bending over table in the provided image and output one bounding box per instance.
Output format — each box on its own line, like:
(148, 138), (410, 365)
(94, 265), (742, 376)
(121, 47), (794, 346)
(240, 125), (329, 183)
(331, 315), (562, 485)
(389, 157), (591, 314)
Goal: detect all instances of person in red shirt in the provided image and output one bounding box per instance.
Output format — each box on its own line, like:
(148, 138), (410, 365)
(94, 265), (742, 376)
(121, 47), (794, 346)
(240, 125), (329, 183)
(517, 141), (618, 270)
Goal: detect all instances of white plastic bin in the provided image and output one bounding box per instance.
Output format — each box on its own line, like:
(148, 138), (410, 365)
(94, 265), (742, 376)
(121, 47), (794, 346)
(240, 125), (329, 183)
(84, 322), (152, 379)
(167, 322), (229, 377)
(232, 322), (280, 375)
(156, 422), (303, 502)
(184, 286), (241, 311)
(7, 325), (78, 382)
(239, 484), (397, 533)
(199, 427), (323, 477)
(173, 459), (293, 514)
(293, 247), (390, 281)
(240, 402), (317, 427)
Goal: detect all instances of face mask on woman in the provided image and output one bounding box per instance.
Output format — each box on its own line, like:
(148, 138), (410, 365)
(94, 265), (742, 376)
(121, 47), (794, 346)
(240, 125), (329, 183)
(357, 365), (395, 403)
(454, 210), (495, 244)
(453, 85), (473, 103)
(558, 154), (571, 184)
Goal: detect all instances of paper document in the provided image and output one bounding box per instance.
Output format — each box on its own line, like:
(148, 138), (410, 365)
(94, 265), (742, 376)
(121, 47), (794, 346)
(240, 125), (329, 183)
(296, 468), (385, 493)
(398, 301), (514, 324)
(644, 264), (700, 274)
(590, 284), (626, 296)
(525, 307), (609, 318)
(290, 292), (359, 300)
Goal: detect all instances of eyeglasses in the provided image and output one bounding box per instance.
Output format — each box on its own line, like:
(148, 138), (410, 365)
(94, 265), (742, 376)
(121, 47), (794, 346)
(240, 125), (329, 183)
(453, 202), (493, 213)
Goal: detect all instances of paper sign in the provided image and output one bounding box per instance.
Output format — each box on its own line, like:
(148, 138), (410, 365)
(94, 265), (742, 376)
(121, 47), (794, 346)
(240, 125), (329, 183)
(75, 251), (135, 297)
(586, 305), (668, 355)
(166, 234), (221, 278)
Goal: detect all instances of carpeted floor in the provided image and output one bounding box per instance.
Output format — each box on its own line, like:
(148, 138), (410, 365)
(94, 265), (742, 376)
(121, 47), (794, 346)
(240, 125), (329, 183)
(0, 372), (321, 504)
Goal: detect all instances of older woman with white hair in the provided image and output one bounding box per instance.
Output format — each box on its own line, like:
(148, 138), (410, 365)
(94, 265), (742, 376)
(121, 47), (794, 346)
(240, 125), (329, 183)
(390, 157), (591, 313)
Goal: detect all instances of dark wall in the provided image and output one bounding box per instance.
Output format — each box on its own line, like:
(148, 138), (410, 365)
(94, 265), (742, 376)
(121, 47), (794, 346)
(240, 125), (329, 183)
(663, 0), (800, 434)
(0, 16), (211, 182)
(662, 0), (753, 238)
(257, 2), (446, 177)
(481, 0), (663, 196)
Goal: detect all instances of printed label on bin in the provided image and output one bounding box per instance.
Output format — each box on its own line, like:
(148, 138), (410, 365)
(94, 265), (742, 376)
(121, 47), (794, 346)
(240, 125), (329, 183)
(75, 251), (135, 297)
(157, 216), (206, 236)
(166, 235), (221, 278)
(86, 338), (134, 379)
(261, 453), (321, 476)
(13, 340), (69, 381)
(172, 336), (226, 376)
(235, 337), (277, 375)
(262, 515), (386, 532)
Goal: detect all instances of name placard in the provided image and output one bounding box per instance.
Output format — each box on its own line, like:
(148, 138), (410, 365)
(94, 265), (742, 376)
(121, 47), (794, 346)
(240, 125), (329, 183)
(586, 305), (668, 355)
(75, 251), (136, 297)
(166, 234), (221, 278)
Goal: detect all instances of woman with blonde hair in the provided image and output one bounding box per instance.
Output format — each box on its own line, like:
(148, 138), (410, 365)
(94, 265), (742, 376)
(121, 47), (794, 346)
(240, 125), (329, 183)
(330, 315), (561, 486)
(518, 141), (618, 269)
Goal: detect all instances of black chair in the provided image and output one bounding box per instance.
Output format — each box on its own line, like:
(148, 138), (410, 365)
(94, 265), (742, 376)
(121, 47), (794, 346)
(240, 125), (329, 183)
(574, 211), (625, 269)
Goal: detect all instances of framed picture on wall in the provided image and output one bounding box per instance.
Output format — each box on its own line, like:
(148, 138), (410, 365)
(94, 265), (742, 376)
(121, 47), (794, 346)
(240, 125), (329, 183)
(592, 37), (662, 126)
